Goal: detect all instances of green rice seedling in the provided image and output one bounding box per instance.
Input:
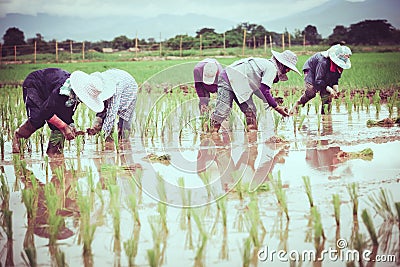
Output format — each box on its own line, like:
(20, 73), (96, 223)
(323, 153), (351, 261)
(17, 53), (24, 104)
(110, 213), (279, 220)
(316, 113), (321, 132)
(347, 182), (359, 217)
(77, 187), (97, 256)
(332, 194), (341, 226)
(147, 216), (164, 267)
(49, 245), (66, 267)
(232, 170), (244, 201)
(177, 177), (188, 230)
(44, 183), (63, 246)
(372, 90), (381, 114)
(124, 225), (141, 267)
(241, 237), (252, 267)
(270, 171), (289, 221)
(219, 227), (229, 260)
(192, 209), (208, 265)
(302, 176), (314, 208)
(297, 114), (306, 131)
(367, 188), (396, 222)
(198, 171), (212, 199)
(0, 174), (13, 240)
(311, 206), (326, 245)
(361, 209), (378, 246)
(112, 130), (119, 153)
(22, 188), (38, 222)
(217, 195), (227, 228)
(273, 112), (281, 133)
(0, 131), (4, 160)
(108, 184), (121, 252)
(126, 178), (140, 226)
(156, 173), (168, 234)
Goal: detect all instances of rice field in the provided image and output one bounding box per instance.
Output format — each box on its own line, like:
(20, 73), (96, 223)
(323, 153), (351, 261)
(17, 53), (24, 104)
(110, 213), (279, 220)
(0, 52), (400, 267)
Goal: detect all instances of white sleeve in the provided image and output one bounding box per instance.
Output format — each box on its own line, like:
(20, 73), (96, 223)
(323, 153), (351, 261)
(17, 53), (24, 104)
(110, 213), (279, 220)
(260, 62), (278, 88)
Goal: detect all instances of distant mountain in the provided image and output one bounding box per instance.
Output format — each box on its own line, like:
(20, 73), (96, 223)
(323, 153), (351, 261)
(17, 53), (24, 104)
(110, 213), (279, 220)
(0, 0), (399, 42)
(0, 13), (236, 42)
(262, 0), (400, 37)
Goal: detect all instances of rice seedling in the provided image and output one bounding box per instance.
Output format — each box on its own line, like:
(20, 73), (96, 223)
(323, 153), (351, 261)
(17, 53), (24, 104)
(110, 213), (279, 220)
(76, 187), (97, 256)
(147, 216), (165, 267)
(347, 182), (359, 217)
(244, 193), (266, 248)
(368, 188), (398, 224)
(0, 131), (4, 160)
(310, 206), (326, 247)
(372, 90), (381, 114)
(0, 174), (13, 240)
(241, 237), (252, 267)
(198, 171), (212, 199)
(44, 183), (63, 246)
(270, 171), (289, 221)
(217, 195), (227, 228)
(192, 209), (208, 265)
(332, 194), (340, 226)
(361, 209), (379, 246)
(123, 225), (141, 267)
(302, 176), (314, 208)
(108, 184), (121, 252)
(156, 173), (168, 234)
(49, 245), (67, 267)
(297, 114), (306, 131)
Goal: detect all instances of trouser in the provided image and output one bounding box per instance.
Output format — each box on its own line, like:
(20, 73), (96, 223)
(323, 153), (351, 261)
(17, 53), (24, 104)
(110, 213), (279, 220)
(210, 78), (257, 130)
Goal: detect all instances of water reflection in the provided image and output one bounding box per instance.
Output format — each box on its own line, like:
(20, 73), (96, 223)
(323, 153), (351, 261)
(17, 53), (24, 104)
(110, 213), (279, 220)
(197, 131), (289, 192)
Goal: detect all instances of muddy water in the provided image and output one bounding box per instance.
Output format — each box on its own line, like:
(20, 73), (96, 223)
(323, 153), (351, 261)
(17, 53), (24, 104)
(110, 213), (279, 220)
(1, 105), (399, 267)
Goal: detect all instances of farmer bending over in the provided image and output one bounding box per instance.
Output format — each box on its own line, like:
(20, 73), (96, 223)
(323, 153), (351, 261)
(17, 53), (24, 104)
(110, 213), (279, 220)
(87, 69), (138, 140)
(291, 44), (352, 115)
(193, 58), (223, 114)
(210, 50), (301, 132)
(12, 68), (109, 155)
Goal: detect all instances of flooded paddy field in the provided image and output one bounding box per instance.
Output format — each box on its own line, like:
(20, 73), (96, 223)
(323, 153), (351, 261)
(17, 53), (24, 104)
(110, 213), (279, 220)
(1, 85), (399, 267)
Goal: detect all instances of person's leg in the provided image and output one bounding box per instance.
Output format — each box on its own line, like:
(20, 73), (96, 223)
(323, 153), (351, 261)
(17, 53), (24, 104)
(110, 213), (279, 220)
(210, 79), (235, 133)
(235, 96), (258, 131)
(12, 85), (42, 153)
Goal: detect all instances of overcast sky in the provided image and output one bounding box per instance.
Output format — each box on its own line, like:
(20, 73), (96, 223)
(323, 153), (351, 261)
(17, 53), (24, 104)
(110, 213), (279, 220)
(0, 0), (364, 22)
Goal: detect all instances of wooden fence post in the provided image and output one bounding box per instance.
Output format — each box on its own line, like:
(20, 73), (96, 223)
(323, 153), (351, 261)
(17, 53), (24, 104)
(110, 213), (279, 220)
(70, 40), (73, 62)
(264, 35), (267, 54)
(223, 32), (226, 51)
(199, 34), (202, 56)
(14, 45), (17, 63)
(34, 41), (37, 64)
(269, 35), (272, 50)
(82, 42), (85, 61)
(159, 32), (162, 57)
(179, 36), (183, 57)
(242, 29), (246, 57)
(288, 32), (291, 49)
(282, 34), (285, 50)
(135, 32), (138, 58)
(55, 41), (58, 63)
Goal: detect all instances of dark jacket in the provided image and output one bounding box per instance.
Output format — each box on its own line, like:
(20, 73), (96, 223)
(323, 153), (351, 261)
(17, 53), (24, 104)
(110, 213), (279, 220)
(22, 68), (74, 128)
(303, 52), (341, 92)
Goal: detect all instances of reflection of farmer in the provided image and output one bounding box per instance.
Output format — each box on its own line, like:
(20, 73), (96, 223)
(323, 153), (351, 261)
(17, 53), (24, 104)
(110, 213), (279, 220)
(305, 140), (342, 172)
(291, 44), (352, 115)
(193, 58), (223, 114)
(197, 132), (288, 191)
(197, 132), (236, 190)
(21, 156), (77, 240)
(12, 68), (109, 155)
(87, 69), (138, 140)
(210, 50), (301, 132)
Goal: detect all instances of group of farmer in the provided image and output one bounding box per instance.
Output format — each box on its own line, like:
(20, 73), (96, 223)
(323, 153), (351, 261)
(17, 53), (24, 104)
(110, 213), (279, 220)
(12, 44), (352, 156)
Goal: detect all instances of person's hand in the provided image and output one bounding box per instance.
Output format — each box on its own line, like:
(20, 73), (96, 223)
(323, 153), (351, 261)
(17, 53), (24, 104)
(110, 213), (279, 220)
(200, 104), (209, 114)
(290, 101), (300, 115)
(326, 86), (338, 97)
(87, 117), (103, 135)
(60, 124), (76, 140)
(274, 105), (289, 117)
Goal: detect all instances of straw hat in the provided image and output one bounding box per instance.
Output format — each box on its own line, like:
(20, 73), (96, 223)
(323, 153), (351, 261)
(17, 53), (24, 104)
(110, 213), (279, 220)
(90, 71), (117, 101)
(271, 50), (301, 75)
(203, 61), (219, 85)
(321, 44), (352, 69)
(70, 71), (105, 113)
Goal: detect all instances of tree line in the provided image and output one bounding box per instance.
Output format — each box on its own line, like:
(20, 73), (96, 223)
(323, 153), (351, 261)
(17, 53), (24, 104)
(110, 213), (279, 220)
(2, 19), (400, 56)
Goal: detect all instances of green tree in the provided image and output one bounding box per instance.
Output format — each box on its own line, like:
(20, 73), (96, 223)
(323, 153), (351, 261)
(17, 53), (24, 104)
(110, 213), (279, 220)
(347, 19), (396, 45)
(112, 35), (133, 50)
(302, 25), (322, 45)
(328, 25), (349, 45)
(3, 27), (26, 46)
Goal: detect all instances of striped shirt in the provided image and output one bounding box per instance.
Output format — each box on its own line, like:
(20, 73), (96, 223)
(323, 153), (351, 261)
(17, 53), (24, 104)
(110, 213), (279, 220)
(101, 69), (138, 136)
